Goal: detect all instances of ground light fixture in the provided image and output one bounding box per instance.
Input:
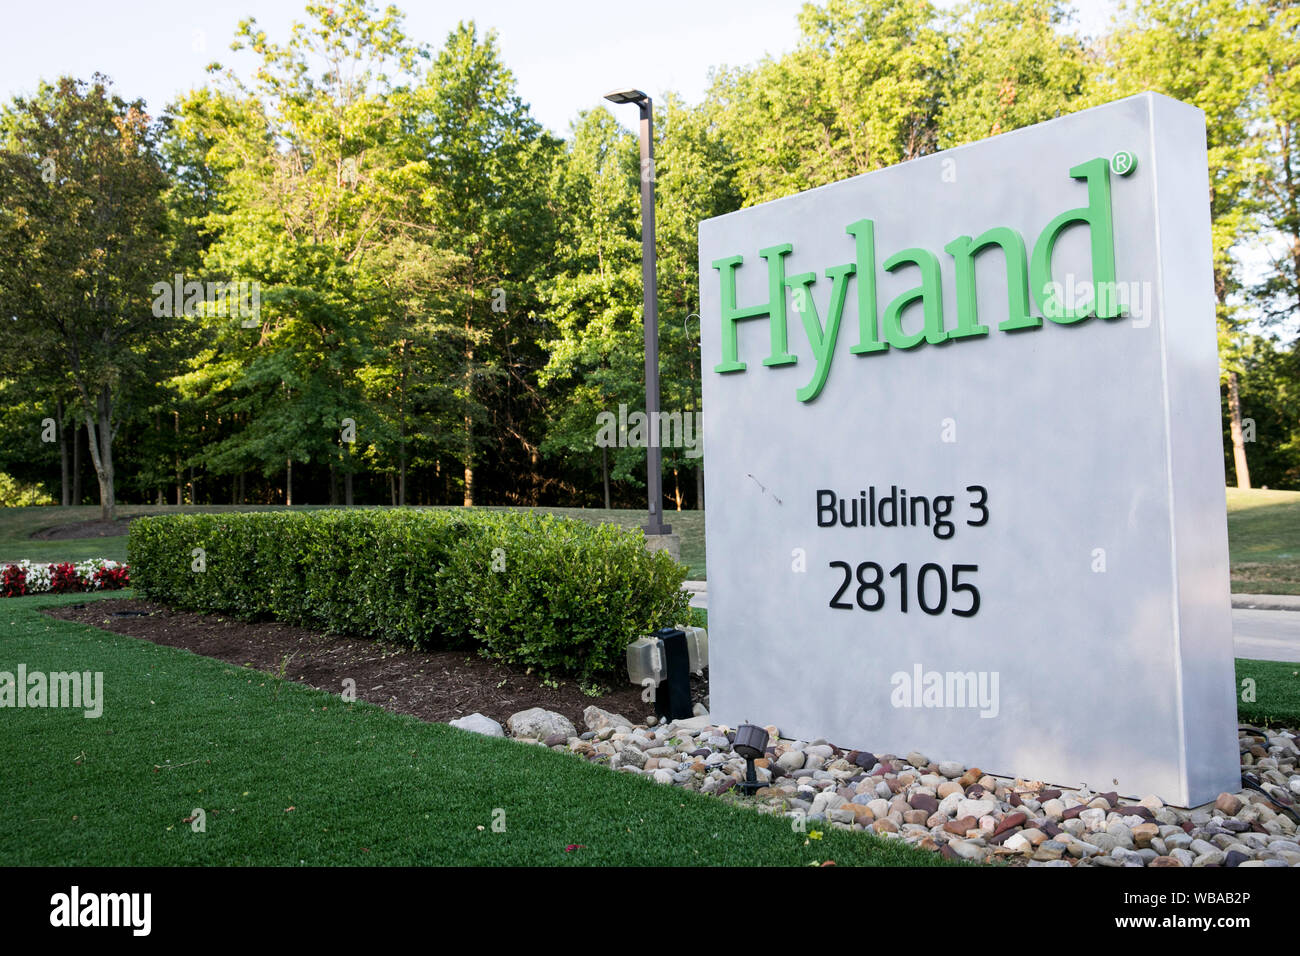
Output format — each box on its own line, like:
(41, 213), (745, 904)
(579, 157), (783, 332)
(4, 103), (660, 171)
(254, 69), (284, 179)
(733, 724), (770, 796)
(602, 86), (670, 537)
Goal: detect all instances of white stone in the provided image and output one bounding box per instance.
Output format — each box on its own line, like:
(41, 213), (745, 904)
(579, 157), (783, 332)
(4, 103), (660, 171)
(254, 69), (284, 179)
(957, 798), (998, 819)
(448, 713), (504, 737)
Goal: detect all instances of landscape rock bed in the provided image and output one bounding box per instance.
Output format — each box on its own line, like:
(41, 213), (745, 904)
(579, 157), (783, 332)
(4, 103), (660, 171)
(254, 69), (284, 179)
(504, 706), (1300, 867)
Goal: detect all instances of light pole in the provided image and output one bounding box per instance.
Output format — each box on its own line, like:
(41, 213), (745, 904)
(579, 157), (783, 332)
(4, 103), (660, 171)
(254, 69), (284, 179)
(605, 87), (670, 537)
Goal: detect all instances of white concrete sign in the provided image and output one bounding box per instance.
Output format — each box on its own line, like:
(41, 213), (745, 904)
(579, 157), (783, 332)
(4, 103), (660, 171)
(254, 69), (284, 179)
(698, 93), (1238, 806)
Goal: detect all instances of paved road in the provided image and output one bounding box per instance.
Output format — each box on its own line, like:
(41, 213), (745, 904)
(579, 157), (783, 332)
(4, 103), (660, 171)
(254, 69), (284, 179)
(684, 583), (1300, 663)
(1233, 609), (1300, 663)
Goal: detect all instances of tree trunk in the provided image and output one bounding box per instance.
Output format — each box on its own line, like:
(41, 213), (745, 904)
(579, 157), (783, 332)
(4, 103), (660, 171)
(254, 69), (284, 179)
(286, 458), (293, 506)
(329, 462), (339, 505)
(174, 411), (182, 505)
(81, 386), (115, 521)
(602, 445), (611, 509)
(1228, 371), (1252, 489)
(696, 463), (704, 511)
(72, 422), (82, 505)
(58, 396), (70, 506)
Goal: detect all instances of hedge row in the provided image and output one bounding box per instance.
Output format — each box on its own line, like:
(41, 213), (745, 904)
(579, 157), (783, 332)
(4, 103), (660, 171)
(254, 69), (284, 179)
(127, 509), (690, 682)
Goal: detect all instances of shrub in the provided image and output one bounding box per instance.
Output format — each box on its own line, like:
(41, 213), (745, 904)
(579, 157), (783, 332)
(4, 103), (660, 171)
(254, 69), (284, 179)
(128, 509), (690, 682)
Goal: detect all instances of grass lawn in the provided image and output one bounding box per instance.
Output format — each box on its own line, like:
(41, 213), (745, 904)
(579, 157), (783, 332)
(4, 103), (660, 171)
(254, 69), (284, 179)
(0, 592), (944, 867)
(1227, 488), (1300, 595)
(1236, 656), (1300, 729)
(0, 504), (707, 578)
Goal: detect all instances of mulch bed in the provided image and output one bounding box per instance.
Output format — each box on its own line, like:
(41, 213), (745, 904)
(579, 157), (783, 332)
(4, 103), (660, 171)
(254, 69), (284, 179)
(44, 598), (707, 732)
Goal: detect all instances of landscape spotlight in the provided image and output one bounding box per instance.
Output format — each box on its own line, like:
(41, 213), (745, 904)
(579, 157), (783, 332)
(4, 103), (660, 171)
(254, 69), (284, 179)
(733, 724), (769, 796)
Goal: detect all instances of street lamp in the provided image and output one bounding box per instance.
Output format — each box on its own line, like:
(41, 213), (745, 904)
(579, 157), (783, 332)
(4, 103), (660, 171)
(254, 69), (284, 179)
(604, 87), (670, 537)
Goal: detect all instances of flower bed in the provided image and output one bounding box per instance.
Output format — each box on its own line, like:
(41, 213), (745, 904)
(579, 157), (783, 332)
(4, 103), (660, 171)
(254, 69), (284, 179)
(1, 559), (130, 597)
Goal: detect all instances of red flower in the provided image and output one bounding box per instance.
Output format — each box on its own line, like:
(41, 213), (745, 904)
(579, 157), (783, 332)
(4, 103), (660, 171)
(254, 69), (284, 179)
(1, 564), (26, 598)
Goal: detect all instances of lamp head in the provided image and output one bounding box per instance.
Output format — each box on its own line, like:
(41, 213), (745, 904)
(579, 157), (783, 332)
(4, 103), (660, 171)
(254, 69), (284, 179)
(604, 88), (648, 106)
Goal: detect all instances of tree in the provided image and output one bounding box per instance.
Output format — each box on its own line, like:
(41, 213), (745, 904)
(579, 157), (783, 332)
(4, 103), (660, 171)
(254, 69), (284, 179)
(0, 75), (173, 519)
(939, 0), (1089, 148)
(712, 0), (949, 205)
(1096, 0), (1270, 487)
(415, 22), (560, 505)
(538, 108), (646, 506)
(179, 1), (452, 504)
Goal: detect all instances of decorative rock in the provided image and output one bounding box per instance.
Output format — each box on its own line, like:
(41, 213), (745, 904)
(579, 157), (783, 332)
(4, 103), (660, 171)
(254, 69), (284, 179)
(777, 750), (805, 772)
(957, 798), (998, 819)
(938, 761), (965, 779)
(1079, 808), (1107, 832)
(994, 811), (1027, 836)
(449, 713), (505, 737)
(909, 793), (940, 815)
(948, 840), (987, 861)
(508, 708), (577, 740)
(1033, 841), (1065, 861)
(944, 815), (977, 836)
(582, 706), (634, 732)
(614, 748), (647, 770)
(1214, 792), (1243, 816)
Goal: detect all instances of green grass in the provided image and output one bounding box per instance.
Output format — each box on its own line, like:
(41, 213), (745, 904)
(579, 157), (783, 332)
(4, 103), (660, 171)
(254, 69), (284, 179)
(0, 592), (944, 867)
(0, 504), (708, 578)
(1236, 656), (1300, 729)
(1227, 488), (1300, 594)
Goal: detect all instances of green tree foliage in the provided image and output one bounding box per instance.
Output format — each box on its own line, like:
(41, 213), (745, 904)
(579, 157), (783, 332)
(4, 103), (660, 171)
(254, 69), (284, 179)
(4, 0), (1300, 504)
(939, 0), (1089, 147)
(414, 22), (561, 505)
(0, 75), (173, 519)
(177, 2), (454, 504)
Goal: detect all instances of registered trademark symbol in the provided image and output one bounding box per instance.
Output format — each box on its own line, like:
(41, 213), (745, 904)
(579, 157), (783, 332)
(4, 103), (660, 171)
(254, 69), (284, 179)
(1110, 150), (1137, 176)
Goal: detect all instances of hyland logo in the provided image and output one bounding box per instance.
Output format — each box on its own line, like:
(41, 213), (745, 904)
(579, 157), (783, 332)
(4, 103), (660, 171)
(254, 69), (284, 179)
(712, 155), (1141, 402)
(890, 663), (999, 719)
(0, 665), (103, 718)
(50, 887), (151, 936)
(594, 404), (703, 459)
(151, 273), (261, 327)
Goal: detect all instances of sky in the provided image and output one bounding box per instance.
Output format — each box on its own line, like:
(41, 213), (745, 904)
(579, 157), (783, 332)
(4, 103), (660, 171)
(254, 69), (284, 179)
(0, 0), (1121, 136)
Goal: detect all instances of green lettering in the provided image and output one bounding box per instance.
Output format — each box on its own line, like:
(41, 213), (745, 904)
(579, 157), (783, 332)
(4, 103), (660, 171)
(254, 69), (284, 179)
(787, 263), (855, 403)
(882, 248), (947, 349)
(712, 244), (797, 373)
(846, 219), (887, 355)
(945, 227), (1034, 336)
(1030, 157), (1123, 325)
